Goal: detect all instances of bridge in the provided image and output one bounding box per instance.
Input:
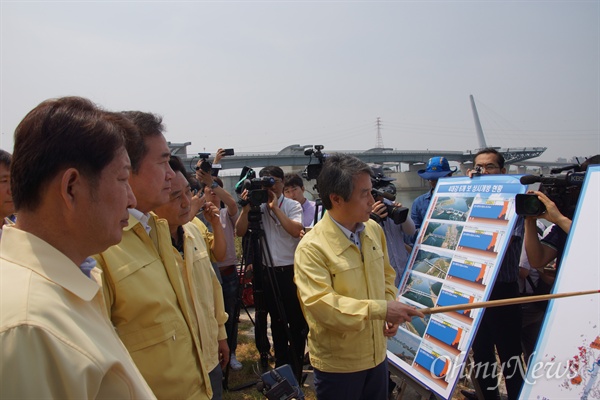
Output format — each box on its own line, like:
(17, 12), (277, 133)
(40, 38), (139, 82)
(169, 142), (548, 173)
(169, 95), (553, 174)
(167, 95), (578, 195)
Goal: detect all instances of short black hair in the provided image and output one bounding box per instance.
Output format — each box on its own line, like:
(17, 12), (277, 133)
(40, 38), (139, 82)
(284, 173), (304, 189)
(168, 155), (188, 179)
(316, 154), (372, 210)
(259, 165), (284, 180)
(0, 149), (11, 168)
(120, 111), (165, 174)
(11, 97), (129, 212)
(474, 148), (505, 169)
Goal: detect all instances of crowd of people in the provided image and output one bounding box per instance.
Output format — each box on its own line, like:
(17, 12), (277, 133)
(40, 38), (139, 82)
(0, 96), (595, 400)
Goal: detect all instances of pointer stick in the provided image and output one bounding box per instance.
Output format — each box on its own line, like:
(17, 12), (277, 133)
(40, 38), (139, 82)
(420, 289), (600, 315)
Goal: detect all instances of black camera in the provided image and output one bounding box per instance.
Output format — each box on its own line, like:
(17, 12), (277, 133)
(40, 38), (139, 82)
(196, 152), (212, 173)
(302, 145), (328, 181)
(235, 167), (276, 207)
(515, 194), (546, 217)
(369, 169), (408, 224)
(370, 201), (409, 225)
(517, 171), (585, 218)
(223, 148), (235, 156)
(246, 177), (275, 205)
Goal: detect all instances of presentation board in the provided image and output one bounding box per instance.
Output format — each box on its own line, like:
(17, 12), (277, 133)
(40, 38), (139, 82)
(519, 165), (600, 399)
(387, 174), (526, 399)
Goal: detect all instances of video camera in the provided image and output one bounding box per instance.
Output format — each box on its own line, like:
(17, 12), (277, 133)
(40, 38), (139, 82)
(196, 152), (212, 173)
(235, 167), (275, 207)
(369, 168), (408, 225)
(302, 145), (328, 181)
(193, 149), (235, 175)
(516, 170), (585, 218)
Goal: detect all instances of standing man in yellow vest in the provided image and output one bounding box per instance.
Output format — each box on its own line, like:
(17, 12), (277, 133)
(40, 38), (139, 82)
(294, 154), (423, 400)
(95, 112), (212, 399)
(154, 156), (229, 399)
(1, 97), (155, 398)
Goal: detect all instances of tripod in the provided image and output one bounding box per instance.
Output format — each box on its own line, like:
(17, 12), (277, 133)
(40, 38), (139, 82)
(222, 261), (255, 391)
(243, 203), (304, 383)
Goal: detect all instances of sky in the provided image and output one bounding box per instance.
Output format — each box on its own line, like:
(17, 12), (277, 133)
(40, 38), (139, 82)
(1, 1), (598, 162)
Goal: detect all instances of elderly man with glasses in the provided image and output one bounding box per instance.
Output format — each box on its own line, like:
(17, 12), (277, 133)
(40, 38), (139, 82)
(463, 148), (525, 400)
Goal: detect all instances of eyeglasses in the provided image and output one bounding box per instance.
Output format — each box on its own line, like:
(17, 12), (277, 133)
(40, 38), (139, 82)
(475, 164), (501, 172)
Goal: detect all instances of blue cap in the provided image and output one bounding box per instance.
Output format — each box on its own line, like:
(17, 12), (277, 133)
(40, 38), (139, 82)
(417, 157), (457, 180)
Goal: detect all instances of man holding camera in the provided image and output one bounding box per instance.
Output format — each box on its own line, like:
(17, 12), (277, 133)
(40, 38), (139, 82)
(521, 155), (599, 361)
(235, 165), (308, 379)
(294, 154), (423, 400)
(369, 165), (415, 286)
(464, 148), (524, 400)
(521, 155), (600, 269)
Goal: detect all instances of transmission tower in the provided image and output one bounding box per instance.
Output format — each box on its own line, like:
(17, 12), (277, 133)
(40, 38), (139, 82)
(376, 117), (384, 148)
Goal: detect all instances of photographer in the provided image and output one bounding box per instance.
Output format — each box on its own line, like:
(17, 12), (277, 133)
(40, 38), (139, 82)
(369, 165), (415, 285)
(196, 148), (228, 178)
(524, 191), (570, 271)
(463, 148), (524, 400)
(524, 154), (599, 272)
(235, 166), (308, 379)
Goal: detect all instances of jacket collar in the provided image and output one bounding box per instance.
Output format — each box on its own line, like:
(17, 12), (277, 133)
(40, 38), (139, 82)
(0, 226), (99, 301)
(318, 213), (373, 256)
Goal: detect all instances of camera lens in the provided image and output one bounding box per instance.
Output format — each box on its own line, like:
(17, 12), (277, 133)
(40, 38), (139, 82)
(524, 196), (545, 215)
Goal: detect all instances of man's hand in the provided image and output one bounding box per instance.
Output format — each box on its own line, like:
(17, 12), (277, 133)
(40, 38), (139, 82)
(383, 321), (399, 337)
(466, 168), (480, 179)
(528, 190), (560, 221)
(266, 189), (278, 210)
(386, 300), (424, 324)
(196, 169), (214, 187)
(213, 148), (226, 165)
(371, 201), (388, 219)
(528, 190), (572, 233)
(239, 189), (250, 209)
(218, 339), (230, 369)
(190, 192), (206, 219)
(202, 201), (221, 225)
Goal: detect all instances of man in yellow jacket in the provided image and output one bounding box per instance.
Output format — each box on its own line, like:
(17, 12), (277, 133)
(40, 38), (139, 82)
(94, 112), (212, 399)
(155, 156), (230, 399)
(1, 97), (155, 398)
(294, 154), (423, 400)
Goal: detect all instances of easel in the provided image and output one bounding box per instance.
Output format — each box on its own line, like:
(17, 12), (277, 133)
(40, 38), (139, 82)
(388, 362), (442, 400)
(388, 350), (491, 400)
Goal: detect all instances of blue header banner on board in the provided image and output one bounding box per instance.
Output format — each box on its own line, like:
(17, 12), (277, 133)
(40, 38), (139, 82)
(387, 174), (526, 400)
(519, 165), (600, 400)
